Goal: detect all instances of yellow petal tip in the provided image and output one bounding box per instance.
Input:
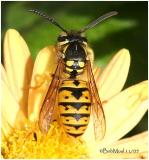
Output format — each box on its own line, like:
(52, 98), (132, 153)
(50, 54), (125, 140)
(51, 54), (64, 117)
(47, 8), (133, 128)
(98, 48), (131, 101)
(5, 29), (20, 36)
(118, 48), (130, 60)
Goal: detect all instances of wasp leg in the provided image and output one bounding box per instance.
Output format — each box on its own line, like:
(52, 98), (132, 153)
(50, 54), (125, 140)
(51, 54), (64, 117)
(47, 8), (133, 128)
(33, 132), (37, 141)
(30, 72), (53, 89)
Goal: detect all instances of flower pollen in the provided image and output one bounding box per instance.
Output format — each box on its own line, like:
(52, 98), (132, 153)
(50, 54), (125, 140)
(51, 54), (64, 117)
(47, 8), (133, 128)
(2, 121), (88, 158)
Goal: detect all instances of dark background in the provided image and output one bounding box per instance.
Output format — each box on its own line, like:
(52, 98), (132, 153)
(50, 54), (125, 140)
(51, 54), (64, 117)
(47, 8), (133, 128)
(1, 1), (148, 138)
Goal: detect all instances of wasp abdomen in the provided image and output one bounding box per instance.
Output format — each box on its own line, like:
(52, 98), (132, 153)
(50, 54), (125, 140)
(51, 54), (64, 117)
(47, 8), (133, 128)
(59, 80), (91, 137)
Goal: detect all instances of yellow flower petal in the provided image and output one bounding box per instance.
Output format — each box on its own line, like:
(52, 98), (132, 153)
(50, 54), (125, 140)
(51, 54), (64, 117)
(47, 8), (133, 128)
(28, 46), (57, 122)
(1, 64), (21, 107)
(98, 150), (147, 159)
(110, 131), (148, 153)
(82, 114), (100, 157)
(98, 132), (148, 159)
(1, 65), (9, 86)
(100, 81), (148, 147)
(2, 80), (26, 136)
(98, 49), (130, 102)
(1, 115), (12, 137)
(93, 67), (101, 82)
(3, 29), (33, 116)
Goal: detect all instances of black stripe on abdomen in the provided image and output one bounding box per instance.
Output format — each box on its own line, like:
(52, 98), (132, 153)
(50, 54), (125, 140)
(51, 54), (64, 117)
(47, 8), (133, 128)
(59, 102), (91, 110)
(60, 113), (90, 121)
(63, 123), (87, 130)
(66, 132), (83, 138)
(59, 87), (88, 99)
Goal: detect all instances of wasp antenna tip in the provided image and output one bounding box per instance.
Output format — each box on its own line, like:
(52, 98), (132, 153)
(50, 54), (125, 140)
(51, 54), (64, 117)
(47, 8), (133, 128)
(29, 9), (39, 12)
(28, 9), (34, 12)
(113, 11), (119, 15)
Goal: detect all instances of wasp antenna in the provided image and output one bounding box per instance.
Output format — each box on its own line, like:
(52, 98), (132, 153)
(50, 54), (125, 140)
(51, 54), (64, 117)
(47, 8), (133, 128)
(79, 11), (118, 33)
(29, 9), (68, 33)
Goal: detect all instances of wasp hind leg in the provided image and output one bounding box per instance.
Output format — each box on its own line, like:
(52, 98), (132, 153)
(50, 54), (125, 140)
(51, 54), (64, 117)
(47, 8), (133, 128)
(30, 72), (54, 90)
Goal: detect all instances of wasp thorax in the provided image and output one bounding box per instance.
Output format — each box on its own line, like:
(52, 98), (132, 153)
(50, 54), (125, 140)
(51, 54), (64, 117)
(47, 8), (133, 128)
(61, 38), (86, 78)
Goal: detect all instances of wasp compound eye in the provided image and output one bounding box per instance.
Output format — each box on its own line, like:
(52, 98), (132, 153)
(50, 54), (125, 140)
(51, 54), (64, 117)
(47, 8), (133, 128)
(57, 36), (68, 42)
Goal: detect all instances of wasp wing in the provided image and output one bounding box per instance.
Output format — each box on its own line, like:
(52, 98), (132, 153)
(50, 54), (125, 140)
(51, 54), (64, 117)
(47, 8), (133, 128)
(86, 60), (106, 141)
(39, 58), (64, 133)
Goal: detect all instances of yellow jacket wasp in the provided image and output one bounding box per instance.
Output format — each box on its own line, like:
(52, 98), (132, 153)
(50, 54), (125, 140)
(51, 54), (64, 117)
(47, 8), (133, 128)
(29, 9), (118, 140)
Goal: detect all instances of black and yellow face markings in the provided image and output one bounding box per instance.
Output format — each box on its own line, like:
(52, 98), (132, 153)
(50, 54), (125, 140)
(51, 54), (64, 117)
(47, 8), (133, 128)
(59, 80), (91, 137)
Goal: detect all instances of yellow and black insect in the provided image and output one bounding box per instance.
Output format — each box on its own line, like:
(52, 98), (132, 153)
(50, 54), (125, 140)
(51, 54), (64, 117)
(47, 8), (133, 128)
(29, 9), (118, 140)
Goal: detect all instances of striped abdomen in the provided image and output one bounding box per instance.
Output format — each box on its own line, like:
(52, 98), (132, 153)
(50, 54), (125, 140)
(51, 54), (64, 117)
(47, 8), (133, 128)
(58, 80), (91, 138)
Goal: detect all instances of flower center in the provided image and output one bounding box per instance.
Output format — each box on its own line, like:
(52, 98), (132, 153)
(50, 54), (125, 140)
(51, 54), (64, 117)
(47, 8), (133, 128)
(1, 121), (88, 158)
